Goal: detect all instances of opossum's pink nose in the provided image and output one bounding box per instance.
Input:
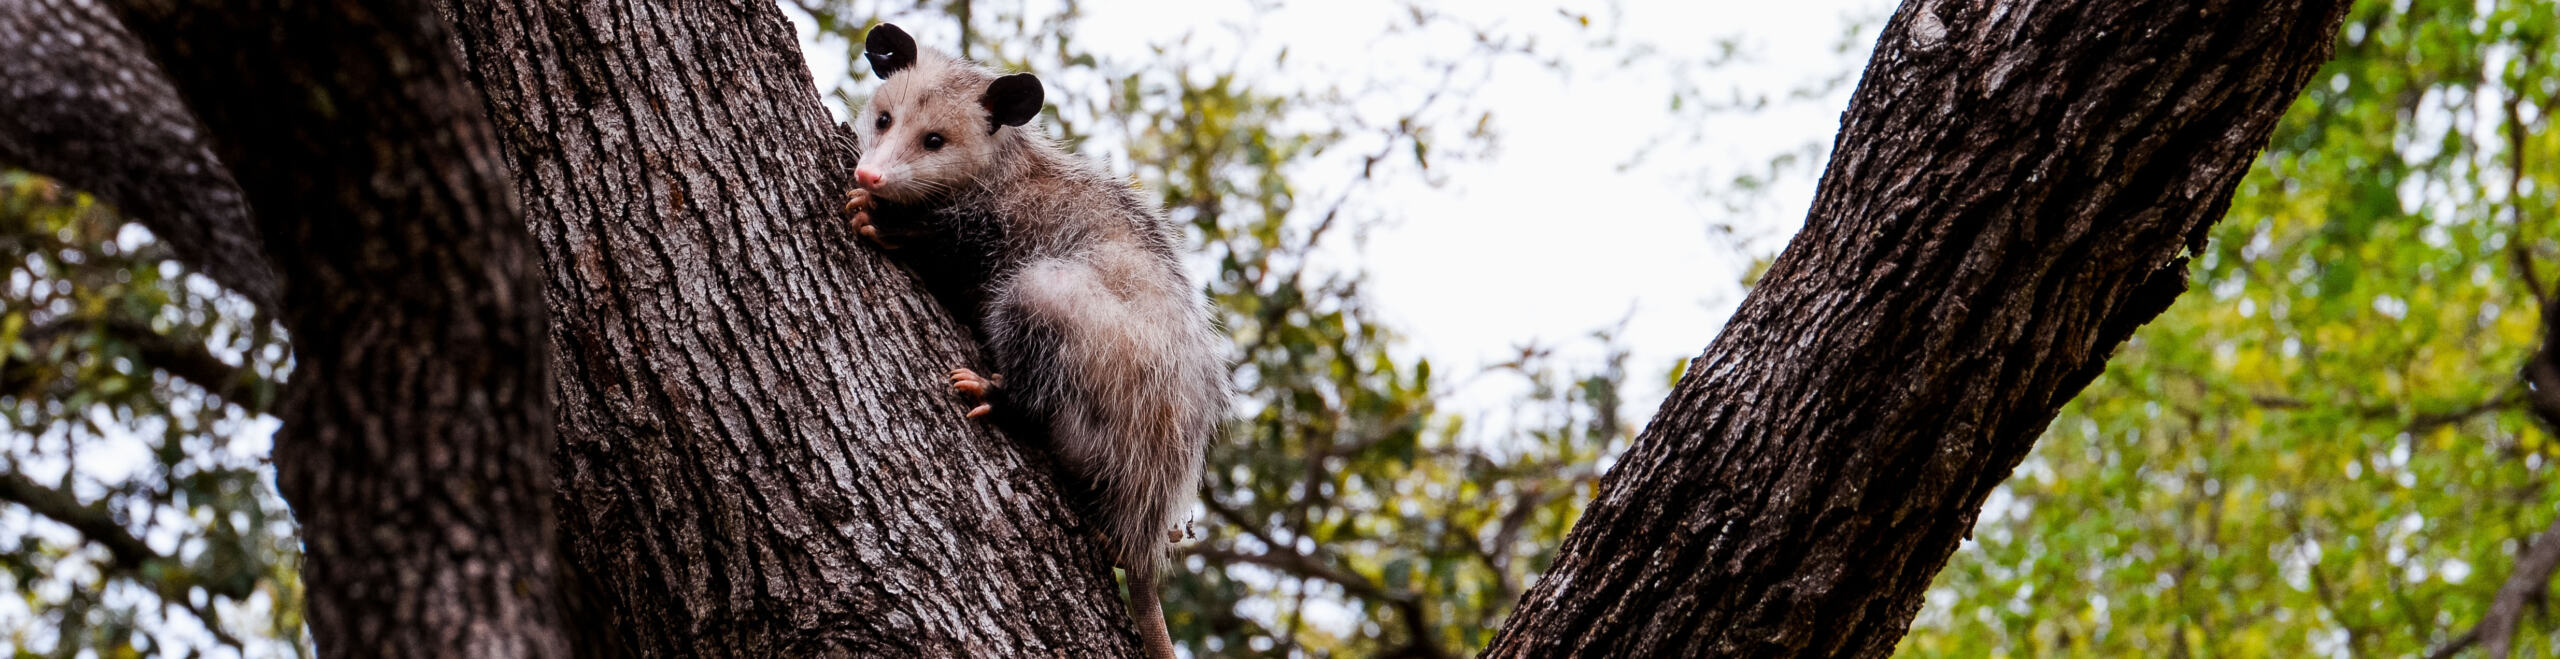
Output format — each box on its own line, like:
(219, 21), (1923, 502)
(855, 168), (885, 189)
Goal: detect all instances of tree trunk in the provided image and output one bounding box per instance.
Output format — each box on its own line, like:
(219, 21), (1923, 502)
(1484, 2), (2353, 657)
(435, 1), (1142, 655)
(93, 0), (567, 656)
(3, 0), (1142, 654)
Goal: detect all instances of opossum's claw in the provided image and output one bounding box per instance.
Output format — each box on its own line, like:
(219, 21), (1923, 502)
(845, 189), (902, 249)
(949, 368), (1002, 386)
(950, 368), (1000, 419)
(857, 224), (901, 250)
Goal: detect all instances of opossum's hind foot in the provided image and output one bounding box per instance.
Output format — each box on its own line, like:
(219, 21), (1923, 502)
(841, 187), (901, 249)
(948, 368), (1002, 419)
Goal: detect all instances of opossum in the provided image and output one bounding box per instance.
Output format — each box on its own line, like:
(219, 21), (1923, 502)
(838, 23), (1224, 659)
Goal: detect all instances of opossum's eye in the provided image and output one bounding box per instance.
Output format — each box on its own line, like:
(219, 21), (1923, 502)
(923, 133), (946, 151)
(875, 112), (891, 130)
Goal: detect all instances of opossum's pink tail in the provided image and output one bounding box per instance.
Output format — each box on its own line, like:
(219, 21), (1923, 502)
(1127, 571), (1177, 659)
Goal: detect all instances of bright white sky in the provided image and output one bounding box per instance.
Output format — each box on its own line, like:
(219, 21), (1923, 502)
(792, 0), (1892, 428)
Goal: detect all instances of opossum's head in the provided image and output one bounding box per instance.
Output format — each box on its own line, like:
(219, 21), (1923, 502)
(852, 23), (1044, 204)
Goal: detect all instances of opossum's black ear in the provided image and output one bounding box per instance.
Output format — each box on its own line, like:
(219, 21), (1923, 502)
(864, 24), (917, 79)
(981, 73), (1044, 133)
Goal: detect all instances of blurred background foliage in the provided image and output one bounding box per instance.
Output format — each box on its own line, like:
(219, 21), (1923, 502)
(0, 172), (303, 656)
(3, 0), (2557, 657)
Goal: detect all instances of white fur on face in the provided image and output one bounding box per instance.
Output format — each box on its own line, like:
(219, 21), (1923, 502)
(854, 53), (1005, 204)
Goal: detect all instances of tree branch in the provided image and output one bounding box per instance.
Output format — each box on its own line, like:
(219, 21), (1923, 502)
(13, 315), (262, 404)
(1185, 544), (1453, 659)
(2241, 390), (2521, 434)
(0, 0), (280, 311)
(1486, 1), (2355, 655)
(1197, 494), (1454, 658)
(2488, 517), (2560, 659)
(92, 316), (258, 401)
(0, 471), (257, 648)
(2425, 626), (2482, 659)
(0, 471), (158, 570)
(2430, 514), (2560, 659)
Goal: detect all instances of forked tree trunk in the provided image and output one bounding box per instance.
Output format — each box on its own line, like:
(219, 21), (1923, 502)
(1485, 1), (2354, 656)
(3, 0), (2360, 655)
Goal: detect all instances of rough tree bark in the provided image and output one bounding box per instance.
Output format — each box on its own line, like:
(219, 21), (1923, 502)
(64, 0), (568, 655)
(1484, 1), (2354, 657)
(434, 0), (1142, 655)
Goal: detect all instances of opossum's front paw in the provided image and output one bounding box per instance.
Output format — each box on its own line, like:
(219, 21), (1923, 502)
(841, 187), (901, 249)
(948, 368), (1002, 419)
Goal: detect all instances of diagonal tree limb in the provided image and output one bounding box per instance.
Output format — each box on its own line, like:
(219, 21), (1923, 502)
(2467, 516), (2560, 659)
(0, 0), (279, 312)
(1485, 1), (2355, 655)
(2425, 627), (2483, 659)
(0, 471), (258, 648)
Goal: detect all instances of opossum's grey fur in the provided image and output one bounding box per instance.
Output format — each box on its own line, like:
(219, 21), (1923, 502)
(846, 24), (1223, 659)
